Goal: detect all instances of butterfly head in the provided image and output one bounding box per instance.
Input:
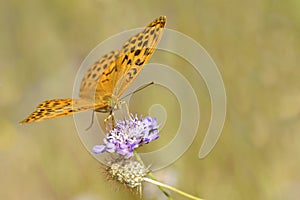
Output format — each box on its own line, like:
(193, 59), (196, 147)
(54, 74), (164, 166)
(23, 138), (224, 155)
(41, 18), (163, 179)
(94, 94), (121, 113)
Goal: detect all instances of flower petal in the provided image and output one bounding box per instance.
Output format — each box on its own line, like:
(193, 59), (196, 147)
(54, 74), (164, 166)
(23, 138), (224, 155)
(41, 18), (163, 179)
(92, 145), (106, 154)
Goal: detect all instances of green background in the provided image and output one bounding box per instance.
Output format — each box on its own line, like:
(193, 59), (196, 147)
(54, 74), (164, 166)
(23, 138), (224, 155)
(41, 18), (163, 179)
(1, 0), (300, 199)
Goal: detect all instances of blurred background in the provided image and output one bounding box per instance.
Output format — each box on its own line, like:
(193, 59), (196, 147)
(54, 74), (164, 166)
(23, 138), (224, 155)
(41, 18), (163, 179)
(1, 0), (300, 199)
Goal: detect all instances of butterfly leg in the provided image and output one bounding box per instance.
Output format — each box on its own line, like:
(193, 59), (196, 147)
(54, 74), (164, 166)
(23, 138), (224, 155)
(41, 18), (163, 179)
(104, 111), (116, 129)
(118, 100), (132, 120)
(123, 101), (133, 120)
(111, 113), (115, 127)
(85, 110), (95, 131)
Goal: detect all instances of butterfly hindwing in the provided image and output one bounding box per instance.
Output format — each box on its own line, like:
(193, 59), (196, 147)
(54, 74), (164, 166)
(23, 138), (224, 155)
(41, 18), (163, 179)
(79, 50), (119, 100)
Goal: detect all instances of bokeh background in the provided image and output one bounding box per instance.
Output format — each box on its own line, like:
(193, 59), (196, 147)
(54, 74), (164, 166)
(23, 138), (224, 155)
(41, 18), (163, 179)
(1, 0), (300, 199)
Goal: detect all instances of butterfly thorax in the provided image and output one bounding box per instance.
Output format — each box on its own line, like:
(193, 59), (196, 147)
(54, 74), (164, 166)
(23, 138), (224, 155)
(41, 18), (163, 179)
(94, 95), (120, 113)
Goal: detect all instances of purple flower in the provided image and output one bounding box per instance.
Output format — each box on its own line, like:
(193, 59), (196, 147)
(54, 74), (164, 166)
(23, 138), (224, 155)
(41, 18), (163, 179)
(92, 114), (160, 158)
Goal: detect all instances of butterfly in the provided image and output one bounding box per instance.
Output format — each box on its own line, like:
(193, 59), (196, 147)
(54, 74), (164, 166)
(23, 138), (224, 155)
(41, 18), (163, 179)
(20, 16), (166, 124)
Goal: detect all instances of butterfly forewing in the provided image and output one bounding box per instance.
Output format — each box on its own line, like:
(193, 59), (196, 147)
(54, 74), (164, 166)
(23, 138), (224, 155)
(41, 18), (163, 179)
(105, 16), (166, 99)
(20, 98), (105, 124)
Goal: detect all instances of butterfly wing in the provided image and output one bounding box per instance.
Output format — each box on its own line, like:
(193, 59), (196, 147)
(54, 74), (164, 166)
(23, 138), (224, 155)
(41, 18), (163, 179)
(20, 98), (107, 124)
(21, 51), (119, 124)
(113, 16), (166, 97)
(79, 50), (119, 100)
(95, 16), (166, 102)
(20, 16), (166, 124)
(93, 54), (120, 105)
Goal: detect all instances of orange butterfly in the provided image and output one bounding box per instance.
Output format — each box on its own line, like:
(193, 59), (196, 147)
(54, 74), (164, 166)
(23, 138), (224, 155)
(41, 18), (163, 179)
(20, 16), (166, 124)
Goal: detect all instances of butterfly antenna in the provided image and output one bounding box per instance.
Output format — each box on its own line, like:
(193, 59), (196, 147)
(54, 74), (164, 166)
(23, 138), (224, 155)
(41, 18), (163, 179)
(121, 81), (155, 100)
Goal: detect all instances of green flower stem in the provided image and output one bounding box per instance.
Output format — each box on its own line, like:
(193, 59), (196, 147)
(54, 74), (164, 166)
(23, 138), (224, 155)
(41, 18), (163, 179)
(133, 151), (173, 200)
(144, 177), (204, 200)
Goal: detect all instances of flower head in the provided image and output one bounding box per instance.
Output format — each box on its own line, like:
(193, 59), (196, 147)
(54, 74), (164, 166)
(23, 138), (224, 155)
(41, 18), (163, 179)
(107, 158), (149, 189)
(93, 114), (159, 158)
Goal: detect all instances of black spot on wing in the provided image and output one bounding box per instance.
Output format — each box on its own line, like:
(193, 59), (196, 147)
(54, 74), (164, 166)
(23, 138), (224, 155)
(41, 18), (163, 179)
(138, 41), (142, 47)
(126, 68), (137, 81)
(144, 48), (150, 56)
(105, 65), (117, 76)
(130, 46), (135, 53)
(138, 35), (143, 41)
(53, 102), (60, 106)
(135, 59), (144, 66)
(132, 68), (137, 75)
(121, 55), (129, 64)
(143, 41), (148, 47)
(134, 49), (141, 56)
(130, 39), (136, 44)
